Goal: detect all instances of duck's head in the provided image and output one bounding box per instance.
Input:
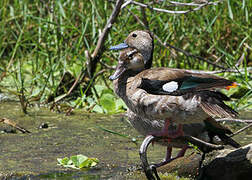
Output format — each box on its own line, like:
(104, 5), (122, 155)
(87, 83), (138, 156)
(109, 47), (145, 80)
(110, 30), (154, 70)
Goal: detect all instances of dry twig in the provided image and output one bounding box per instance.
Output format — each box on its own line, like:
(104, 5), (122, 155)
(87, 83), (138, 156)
(89, 0), (124, 76)
(217, 118), (252, 123)
(0, 118), (31, 133)
(53, 0), (124, 102)
(123, 0), (223, 14)
(230, 123), (252, 137)
(216, 118), (252, 138)
(54, 70), (83, 103)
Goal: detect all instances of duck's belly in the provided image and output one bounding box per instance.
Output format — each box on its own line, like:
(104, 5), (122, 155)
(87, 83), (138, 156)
(126, 110), (210, 148)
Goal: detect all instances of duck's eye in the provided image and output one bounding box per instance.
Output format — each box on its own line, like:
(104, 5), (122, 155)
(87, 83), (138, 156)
(132, 33), (137, 38)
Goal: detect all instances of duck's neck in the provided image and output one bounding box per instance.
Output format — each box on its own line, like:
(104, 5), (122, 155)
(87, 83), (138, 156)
(126, 69), (143, 77)
(142, 37), (154, 69)
(144, 55), (152, 69)
(112, 69), (141, 99)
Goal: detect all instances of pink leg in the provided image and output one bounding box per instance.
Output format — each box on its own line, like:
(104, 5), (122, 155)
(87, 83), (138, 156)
(175, 145), (188, 158)
(154, 145), (188, 168)
(154, 146), (172, 167)
(149, 118), (186, 168)
(165, 146), (172, 160)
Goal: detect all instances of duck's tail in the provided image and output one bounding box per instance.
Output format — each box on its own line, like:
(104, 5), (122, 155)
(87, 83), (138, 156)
(200, 91), (238, 118)
(204, 117), (241, 148)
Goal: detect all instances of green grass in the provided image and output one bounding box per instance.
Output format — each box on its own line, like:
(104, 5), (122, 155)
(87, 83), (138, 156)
(0, 0), (251, 113)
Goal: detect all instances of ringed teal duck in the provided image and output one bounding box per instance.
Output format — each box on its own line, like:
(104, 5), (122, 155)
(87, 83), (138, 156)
(110, 45), (240, 155)
(109, 30), (240, 178)
(110, 30), (238, 137)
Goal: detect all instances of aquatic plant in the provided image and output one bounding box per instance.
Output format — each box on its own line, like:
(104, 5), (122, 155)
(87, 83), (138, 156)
(57, 154), (99, 169)
(0, 0), (251, 113)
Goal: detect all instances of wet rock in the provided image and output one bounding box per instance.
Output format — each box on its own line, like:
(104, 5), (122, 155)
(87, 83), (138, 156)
(3, 129), (17, 134)
(198, 143), (252, 180)
(158, 152), (201, 177)
(39, 122), (49, 129)
(158, 143), (252, 180)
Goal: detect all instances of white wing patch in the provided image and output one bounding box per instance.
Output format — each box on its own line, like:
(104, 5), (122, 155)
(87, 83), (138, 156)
(162, 81), (178, 92)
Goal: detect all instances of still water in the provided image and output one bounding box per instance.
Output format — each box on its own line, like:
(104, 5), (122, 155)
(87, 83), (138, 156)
(0, 102), (251, 179)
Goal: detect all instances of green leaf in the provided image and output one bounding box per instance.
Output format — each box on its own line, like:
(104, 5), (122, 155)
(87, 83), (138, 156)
(92, 104), (104, 113)
(9, 5), (14, 17)
(227, 0), (233, 20)
(94, 85), (107, 96)
(67, 159), (73, 165)
(115, 98), (127, 112)
(89, 158), (99, 167)
(57, 157), (69, 165)
(100, 93), (116, 114)
(58, 155), (99, 169)
(79, 158), (99, 168)
(57, 0), (66, 18)
(76, 154), (88, 167)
